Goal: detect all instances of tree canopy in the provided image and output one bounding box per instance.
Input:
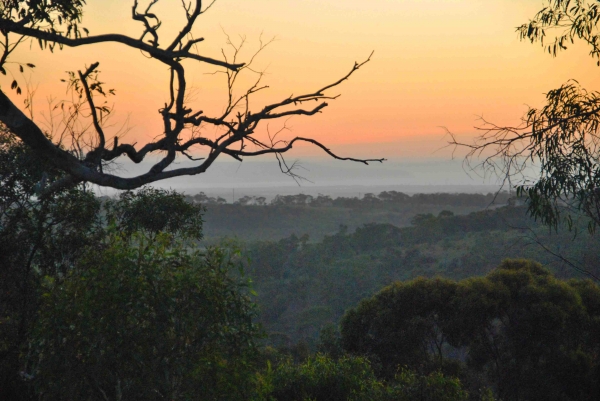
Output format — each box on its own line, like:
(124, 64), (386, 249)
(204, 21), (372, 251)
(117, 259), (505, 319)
(341, 259), (600, 401)
(0, 1), (383, 193)
(0, 130), (263, 399)
(32, 235), (260, 400)
(453, 0), (600, 231)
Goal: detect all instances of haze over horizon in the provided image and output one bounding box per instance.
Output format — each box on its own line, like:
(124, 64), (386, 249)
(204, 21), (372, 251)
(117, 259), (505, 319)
(93, 157), (508, 201)
(10, 0), (600, 176)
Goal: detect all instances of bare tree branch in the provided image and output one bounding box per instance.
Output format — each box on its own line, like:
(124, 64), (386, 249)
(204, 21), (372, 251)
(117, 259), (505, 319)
(0, 4), (383, 193)
(0, 19), (243, 71)
(451, 81), (600, 231)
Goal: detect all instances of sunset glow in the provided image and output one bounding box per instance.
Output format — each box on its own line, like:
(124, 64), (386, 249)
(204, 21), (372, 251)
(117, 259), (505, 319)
(7, 0), (600, 160)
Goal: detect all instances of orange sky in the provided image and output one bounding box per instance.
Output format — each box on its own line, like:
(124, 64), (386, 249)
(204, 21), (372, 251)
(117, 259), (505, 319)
(7, 0), (600, 161)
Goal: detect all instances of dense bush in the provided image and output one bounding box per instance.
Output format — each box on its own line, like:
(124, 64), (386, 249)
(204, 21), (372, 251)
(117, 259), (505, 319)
(29, 233), (260, 400)
(341, 260), (600, 401)
(0, 130), (262, 400)
(259, 354), (382, 401)
(255, 354), (472, 401)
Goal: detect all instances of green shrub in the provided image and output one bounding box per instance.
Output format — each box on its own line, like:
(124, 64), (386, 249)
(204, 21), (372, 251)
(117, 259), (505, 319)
(386, 368), (469, 401)
(255, 354), (473, 401)
(29, 232), (261, 401)
(258, 353), (383, 401)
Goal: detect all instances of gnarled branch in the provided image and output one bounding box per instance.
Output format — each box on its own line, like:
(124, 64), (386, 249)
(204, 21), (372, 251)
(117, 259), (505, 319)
(0, 2), (382, 193)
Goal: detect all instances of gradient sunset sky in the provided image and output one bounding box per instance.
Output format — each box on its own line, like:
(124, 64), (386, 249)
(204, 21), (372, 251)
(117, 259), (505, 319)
(9, 0), (600, 161)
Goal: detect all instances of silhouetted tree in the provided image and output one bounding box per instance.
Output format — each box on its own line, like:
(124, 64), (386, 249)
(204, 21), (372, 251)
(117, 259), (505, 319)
(453, 0), (600, 231)
(0, 1), (382, 193)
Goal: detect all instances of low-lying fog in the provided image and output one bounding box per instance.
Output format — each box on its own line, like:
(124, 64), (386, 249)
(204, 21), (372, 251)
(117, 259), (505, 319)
(96, 157), (506, 201)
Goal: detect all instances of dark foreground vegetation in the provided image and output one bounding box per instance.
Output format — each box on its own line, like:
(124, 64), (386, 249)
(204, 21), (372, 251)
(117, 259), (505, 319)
(1, 0), (600, 398)
(3, 130), (600, 400)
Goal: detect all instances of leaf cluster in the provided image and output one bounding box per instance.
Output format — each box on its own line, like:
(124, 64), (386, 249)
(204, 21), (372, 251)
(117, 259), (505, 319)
(514, 82), (600, 232)
(518, 0), (600, 63)
(455, 0), (600, 233)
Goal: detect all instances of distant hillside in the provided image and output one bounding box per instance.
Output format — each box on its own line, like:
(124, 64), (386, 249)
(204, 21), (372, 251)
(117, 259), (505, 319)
(196, 191), (512, 241)
(223, 204), (600, 346)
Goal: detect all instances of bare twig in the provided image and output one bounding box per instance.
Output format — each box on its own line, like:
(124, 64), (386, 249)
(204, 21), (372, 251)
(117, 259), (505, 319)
(0, 3), (383, 192)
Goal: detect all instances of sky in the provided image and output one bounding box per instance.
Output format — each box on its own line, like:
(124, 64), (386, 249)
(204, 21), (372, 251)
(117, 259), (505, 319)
(6, 0), (600, 189)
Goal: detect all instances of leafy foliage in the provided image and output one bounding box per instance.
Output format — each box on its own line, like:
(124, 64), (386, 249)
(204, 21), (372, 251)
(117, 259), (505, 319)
(254, 354), (472, 401)
(106, 187), (204, 240)
(30, 234), (260, 400)
(0, 128), (101, 398)
(340, 260), (600, 401)
(517, 0), (600, 62)
(0, 0), (84, 89)
(340, 277), (458, 376)
(513, 82), (600, 231)
(0, 0), (85, 33)
(455, 0), (600, 232)
(259, 354), (383, 401)
(0, 131), (263, 400)
(388, 368), (469, 401)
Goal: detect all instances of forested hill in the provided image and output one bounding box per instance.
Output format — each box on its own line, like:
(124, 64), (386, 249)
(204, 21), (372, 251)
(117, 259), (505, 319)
(194, 190), (512, 241)
(231, 203), (600, 345)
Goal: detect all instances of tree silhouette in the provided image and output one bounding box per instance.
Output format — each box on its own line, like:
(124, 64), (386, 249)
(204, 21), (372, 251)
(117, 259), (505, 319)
(451, 0), (600, 230)
(0, 1), (383, 193)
